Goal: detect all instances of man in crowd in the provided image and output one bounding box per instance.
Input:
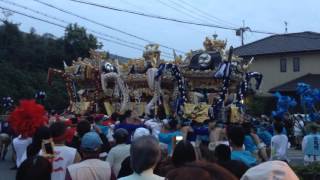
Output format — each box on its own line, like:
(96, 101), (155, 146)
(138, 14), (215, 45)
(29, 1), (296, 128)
(107, 128), (131, 177)
(270, 122), (289, 161)
(119, 135), (164, 180)
(115, 110), (145, 143)
(66, 132), (115, 180)
(302, 123), (320, 165)
(48, 122), (81, 180)
(227, 126), (257, 167)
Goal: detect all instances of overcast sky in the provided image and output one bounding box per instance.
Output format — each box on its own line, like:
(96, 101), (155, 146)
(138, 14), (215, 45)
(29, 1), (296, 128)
(1, 0), (320, 59)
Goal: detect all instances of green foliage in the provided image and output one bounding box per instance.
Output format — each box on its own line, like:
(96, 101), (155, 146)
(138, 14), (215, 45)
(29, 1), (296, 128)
(292, 163), (320, 180)
(246, 95), (276, 116)
(0, 21), (101, 112)
(64, 23), (102, 63)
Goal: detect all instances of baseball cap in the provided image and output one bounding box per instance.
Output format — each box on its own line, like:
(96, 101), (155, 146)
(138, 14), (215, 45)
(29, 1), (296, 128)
(241, 161), (299, 180)
(81, 132), (103, 151)
(133, 128), (150, 140)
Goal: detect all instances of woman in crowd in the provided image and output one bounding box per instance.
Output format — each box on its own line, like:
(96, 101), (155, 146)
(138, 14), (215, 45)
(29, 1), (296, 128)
(158, 140), (196, 176)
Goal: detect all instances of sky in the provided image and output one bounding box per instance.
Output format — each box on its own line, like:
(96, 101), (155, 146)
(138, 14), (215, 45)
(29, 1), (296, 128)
(1, 0), (320, 59)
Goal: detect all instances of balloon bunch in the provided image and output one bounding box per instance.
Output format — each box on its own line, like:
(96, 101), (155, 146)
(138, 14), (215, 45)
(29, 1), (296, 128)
(1, 96), (14, 110)
(271, 92), (297, 118)
(35, 91), (46, 100)
(156, 63), (187, 115)
(296, 83), (320, 120)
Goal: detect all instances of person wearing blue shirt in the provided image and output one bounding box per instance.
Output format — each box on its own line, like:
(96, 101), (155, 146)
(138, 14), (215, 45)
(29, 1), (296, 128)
(302, 123), (320, 165)
(227, 126), (257, 167)
(257, 127), (272, 147)
(158, 119), (182, 155)
(114, 110), (146, 143)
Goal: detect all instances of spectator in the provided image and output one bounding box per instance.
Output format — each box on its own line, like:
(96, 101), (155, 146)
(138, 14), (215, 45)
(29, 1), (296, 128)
(69, 120), (91, 150)
(102, 112), (119, 127)
(47, 122), (81, 180)
(302, 123), (320, 165)
(117, 127), (151, 178)
(214, 144), (249, 179)
(69, 120), (110, 156)
(12, 134), (32, 168)
(94, 114), (109, 136)
(144, 115), (162, 138)
(243, 122), (268, 161)
(158, 119), (182, 155)
(115, 110), (145, 143)
(242, 123), (258, 154)
(227, 126), (257, 167)
(293, 115), (304, 149)
(16, 126), (52, 166)
(119, 135), (164, 180)
(172, 140), (196, 167)
(16, 156), (52, 180)
(0, 117), (13, 160)
(241, 161), (299, 180)
(158, 140), (196, 176)
(166, 161), (237, 180)
(66, 132), (115, 180)
(270, 122), (289, 161)
(107, 128), (130, 177)
(256, 123), (272, 148)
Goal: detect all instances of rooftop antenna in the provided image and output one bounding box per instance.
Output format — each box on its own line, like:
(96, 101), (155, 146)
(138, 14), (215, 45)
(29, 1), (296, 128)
(284, 21), (288, 33)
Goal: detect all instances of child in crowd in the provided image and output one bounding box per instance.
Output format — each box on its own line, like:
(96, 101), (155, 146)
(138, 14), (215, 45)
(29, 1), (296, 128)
(270, 122), (289, 162)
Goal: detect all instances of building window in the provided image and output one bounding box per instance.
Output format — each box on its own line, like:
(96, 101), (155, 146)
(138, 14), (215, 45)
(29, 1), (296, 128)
(280, 58), (287, 72)
(293, 57), (300, 72)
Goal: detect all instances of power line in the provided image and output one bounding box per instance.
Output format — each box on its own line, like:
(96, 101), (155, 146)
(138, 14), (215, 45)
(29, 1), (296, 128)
(0, 0), (174, 58)
(0, 6), (173, 59)
(176, 0), (238, 28)
(67, 0), (239, 31)
(66, 0), (284, 36)
(33, 0), (186, 54)
(154, 0), (209, 23)
(166, 0), (236, 28)
(48, 0), (319, 42)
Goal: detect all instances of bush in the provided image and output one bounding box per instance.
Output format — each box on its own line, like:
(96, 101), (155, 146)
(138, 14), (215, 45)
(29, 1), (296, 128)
(292, 163), (320, 180)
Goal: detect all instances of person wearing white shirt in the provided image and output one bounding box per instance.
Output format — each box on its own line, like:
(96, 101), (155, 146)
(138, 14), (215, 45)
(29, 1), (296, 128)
(13, 135), (32, 167)
(107, 128), (130, 177)
(270, 122), (289, 161)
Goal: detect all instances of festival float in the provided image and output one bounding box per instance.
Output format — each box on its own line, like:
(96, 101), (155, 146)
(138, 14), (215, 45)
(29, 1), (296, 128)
(47, 36), (263, 123)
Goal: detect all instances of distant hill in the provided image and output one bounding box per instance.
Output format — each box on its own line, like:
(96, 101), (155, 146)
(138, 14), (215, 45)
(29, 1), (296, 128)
(109, 53), (130, 63)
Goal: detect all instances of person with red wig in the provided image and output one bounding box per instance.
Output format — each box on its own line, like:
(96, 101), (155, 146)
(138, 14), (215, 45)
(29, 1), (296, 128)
(9, 100), (48, 168)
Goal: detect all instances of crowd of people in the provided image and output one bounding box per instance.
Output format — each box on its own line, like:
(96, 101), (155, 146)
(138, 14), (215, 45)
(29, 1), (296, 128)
(1, 108), (320, 180)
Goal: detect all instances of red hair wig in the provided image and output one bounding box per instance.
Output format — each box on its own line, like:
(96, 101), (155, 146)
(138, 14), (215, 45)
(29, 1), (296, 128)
(9, 100), (48, 137)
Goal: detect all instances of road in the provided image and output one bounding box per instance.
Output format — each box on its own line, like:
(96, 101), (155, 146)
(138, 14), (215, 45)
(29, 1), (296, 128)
(0, 148), (304, 180)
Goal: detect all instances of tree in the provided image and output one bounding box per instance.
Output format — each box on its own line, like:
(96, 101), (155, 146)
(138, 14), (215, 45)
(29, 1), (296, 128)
(64, 23), (102, 64)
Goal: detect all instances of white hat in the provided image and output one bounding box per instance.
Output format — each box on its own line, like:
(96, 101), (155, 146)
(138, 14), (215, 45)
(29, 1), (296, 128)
(133, 127), (150, 140)
(241, 161), (299, 180)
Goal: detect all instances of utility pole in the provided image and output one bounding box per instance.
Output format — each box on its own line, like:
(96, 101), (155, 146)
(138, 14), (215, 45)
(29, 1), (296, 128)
(236, 20), (251, 46)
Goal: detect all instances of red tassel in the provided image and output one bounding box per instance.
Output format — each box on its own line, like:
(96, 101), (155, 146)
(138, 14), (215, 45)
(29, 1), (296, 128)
(9, 99), (48, 137)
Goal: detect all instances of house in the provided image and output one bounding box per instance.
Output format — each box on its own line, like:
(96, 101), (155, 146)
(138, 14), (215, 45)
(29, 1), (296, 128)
(234, 31), (320, 95)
